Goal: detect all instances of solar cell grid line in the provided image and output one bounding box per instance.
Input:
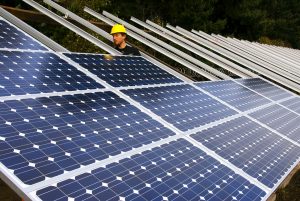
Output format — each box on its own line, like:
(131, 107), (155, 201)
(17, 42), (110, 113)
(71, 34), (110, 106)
(196, 80), (271, 112)
(280, 97), (300, 115)
(0, 18), (48, 51)
(190, 116), (300, 188)
(63, 52), (184, 87)
(0, 91), (176, 185)
(235, 78), (294, 101)
(248, 104), (300, 144)
(34, 138), (267, 201)
(122, 84), (237, 132)
(0, 50), (104, 96)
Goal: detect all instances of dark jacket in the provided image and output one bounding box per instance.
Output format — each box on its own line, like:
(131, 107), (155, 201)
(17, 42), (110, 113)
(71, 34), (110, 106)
(116, 45), (141, 56)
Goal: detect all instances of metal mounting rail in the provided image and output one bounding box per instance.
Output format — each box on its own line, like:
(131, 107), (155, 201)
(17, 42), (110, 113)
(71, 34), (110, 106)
(100, 10), (230, 80)
(22, 0), (120, 55)
(145, 19), (258, 78)
(213, 35), (300, 80)
(205, 32), (300, 85)
(239, 39), (300, 73)
(43, 0), (191, 83)
(167, 25), (300, 92)
(131, 17), (251, 78)
(84, 7), (219, 81)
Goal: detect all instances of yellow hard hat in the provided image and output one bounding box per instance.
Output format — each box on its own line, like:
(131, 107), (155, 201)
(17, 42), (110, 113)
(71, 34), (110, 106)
(110, 24), (126, 34)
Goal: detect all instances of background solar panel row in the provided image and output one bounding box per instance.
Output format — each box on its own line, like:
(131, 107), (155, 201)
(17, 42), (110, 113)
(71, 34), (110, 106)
(191, 116), (300, 188)
(64, 53), (183, 87)
(122, 84), (237, 131)
(0, 50), (103, 96)
(0, 19), (48, 51)
(236, 78), (293, 101)
(0, 91), (175, 185)
(280, 97), (300, 114)
(249, 105), (300, 143)
(36, 139), (266, 201)
(196, 80), (271, 112)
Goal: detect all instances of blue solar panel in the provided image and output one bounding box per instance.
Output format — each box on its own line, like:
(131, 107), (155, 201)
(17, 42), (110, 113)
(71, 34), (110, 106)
(249, 104), (300, 143)
(63, 53), (183, 87)
(191, 116), (300, 188)
(36, 139), (266, 201)
(0, 19), (48, 51)
(280, 97), (300, 114)
(122, 84), (237, 131)
(0, 91), (175, 185)
(0, 50), (104, 96)
(236, 78), (293, 101)
(196, 80), (271, 112)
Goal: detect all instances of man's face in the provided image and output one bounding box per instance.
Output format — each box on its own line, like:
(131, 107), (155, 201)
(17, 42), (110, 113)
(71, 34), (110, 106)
(112, 33), (126, 46)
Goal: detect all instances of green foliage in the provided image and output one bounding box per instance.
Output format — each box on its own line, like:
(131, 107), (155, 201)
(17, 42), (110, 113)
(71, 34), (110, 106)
(213, 0), (266, 39)
(1, 0), (299, 48)
(260, 0), (300, 48)
(58, 0), (110, 19)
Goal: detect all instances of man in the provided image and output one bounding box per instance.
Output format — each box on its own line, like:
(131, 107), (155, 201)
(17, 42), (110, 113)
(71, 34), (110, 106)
(111, 24), (141, 56)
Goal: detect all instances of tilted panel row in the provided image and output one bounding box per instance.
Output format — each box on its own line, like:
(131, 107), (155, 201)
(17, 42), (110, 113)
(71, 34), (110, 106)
(0, 18), (48, 51)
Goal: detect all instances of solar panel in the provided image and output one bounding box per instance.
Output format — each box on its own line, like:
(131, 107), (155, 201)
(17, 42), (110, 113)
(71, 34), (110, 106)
(191, 116), (300, 188)
(0, 19), (48, 51)
(280, 97), (300, 114)
(196, 80), (271, 112)
(1, 14), (299, 201)
(0, 91), (176, 185)
(0, 50), (104, 96)
(236, 78), (293, 101)
(122, 84), (237, 131)
(63, 53), (184, 87)
(249, 104), (300, 143)
(35, 139), (266, 201)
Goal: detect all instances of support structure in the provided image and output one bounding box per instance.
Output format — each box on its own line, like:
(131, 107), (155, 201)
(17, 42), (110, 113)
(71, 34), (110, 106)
(131, 17), (251, 78)
(84, 7), (219, 81)
(43, 0), (191, 83)
(22, 0), (120, 55)
(167, 25), (300, 92)
(101, 11), (231, 80)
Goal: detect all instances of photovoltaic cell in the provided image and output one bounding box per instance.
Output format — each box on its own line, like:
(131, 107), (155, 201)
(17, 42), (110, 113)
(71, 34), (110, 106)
(0, 50), (103, 96)
(0, 91), (175, 185)
(63, 53), (183, 87)
(280, 97), (300, 114)
(122, 84), (237, 131)
(36, 139), (266, 201)
(236, 78), (293, 101)
(196, 80), (271, 112)
(0, 19), (48, 51)
(191, 116), (300, 188)
(249, 104), (300, 143)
